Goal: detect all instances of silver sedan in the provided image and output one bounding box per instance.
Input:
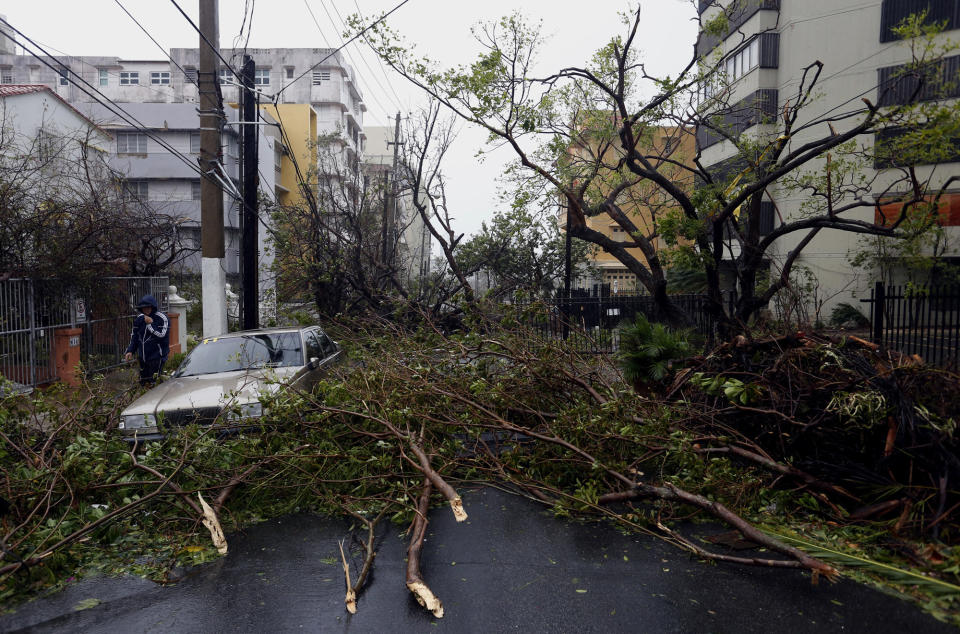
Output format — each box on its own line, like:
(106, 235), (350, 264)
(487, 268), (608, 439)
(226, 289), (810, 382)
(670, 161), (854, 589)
(118, 326), (340, 442)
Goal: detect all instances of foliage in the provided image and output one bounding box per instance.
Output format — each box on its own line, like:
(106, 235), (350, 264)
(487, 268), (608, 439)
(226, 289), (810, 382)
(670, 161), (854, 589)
(354, 4), (960, 333)
(2, 319), (959, 624)
(618, 313), (692, 384)
(829, 302), (870, 328)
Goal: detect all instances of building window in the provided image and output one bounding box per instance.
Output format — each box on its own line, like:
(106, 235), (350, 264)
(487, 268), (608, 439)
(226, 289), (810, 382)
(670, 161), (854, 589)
(190, 131), (201, 154)
(124, 180), (149, 200)
(724, 38), (760, 82)
(191, 181), (201, 200)
(285, 66), (294, 79)
(119, 71), (139, 86)
(880, 0), (960, 43)
(150, 71), (170, 85)
(116, 132), (148, 154)
(57, 66), (69, 86)
(184, 67), (198, 84)
(37, 130), (59, 162)
(312, 70), (331, 85)
(254, 68), (270, 85)
(219, 68), (232, 85)
(98, 68), (108, 86)
(0, 68), (12, 84)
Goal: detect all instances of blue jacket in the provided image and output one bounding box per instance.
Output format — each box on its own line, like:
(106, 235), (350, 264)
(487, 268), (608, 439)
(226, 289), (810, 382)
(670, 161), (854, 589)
(125, 295), (169, 362)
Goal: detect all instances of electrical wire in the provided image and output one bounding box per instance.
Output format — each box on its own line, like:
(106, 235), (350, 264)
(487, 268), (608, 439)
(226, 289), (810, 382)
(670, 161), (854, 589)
(0, 18), (282, 243)
(302, 0), (391, 126)
(112, 0), (199, 88)
(349, 0), (407, 110)
(308, 0), (402, 120)
(276, 0), (413, 97)
(168, 0), (242, 81)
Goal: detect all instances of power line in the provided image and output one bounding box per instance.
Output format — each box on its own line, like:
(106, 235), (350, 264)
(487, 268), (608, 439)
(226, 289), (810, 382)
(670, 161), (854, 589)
(308, 0), (403, 118)
(347, 0), (408, 110)
(0, 19), (284, 242)
(276, 0), (413, 97)
(112, 0), (199, 88)
(168, 0), (242, 81)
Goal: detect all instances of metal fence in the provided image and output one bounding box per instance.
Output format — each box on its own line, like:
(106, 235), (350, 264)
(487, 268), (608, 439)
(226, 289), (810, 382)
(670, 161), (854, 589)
(0, 277), (168, 387)
(862, 282), (960, 368)
(518, 291), (729, 354)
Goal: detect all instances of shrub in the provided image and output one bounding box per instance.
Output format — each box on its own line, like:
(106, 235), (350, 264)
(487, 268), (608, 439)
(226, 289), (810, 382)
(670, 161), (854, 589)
(618, 313), (692, 386)
(829, 302), (870, 328)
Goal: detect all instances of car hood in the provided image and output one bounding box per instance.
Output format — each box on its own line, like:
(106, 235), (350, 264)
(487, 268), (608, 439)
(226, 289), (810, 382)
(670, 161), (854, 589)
(121, 367), (300, 416)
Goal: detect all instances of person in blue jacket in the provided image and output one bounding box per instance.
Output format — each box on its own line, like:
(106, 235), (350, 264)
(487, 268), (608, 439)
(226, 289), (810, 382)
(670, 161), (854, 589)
(124, 294), (169, 386)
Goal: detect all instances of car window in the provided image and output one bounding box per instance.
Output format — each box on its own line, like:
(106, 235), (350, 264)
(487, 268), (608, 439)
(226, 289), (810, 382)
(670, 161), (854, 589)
(175, 332), (305, 377)
(317, 330), (337, 356)
(305, 330), (322, 361)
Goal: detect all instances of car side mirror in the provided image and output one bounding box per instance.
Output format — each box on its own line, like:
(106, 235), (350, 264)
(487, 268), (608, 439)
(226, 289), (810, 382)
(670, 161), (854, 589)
(309, 357), (320, 370)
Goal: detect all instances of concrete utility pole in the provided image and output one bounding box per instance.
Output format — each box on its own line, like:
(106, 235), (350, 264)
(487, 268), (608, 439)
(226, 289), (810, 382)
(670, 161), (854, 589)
(199, 0), (227, 337)
(240, 54), (259, 330)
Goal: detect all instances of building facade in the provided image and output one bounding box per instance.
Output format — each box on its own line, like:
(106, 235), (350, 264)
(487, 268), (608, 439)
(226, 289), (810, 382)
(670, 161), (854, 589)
(696, 0), (960, 314)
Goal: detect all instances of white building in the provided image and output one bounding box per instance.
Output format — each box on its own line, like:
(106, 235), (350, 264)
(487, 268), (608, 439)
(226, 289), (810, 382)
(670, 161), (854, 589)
(365, 125), (432, 286)
(696, 0), (960, 315)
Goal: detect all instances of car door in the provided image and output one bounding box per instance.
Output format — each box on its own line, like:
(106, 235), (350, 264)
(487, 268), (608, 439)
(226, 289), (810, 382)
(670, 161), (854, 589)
(300, 329), (324, 389)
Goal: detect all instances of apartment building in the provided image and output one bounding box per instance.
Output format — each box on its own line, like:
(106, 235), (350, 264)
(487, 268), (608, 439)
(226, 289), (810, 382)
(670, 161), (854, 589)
(695, 0), (960, 310)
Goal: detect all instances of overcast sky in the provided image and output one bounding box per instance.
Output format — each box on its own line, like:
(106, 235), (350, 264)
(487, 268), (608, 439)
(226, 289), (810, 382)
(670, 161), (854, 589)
(3, 0), (698, 237)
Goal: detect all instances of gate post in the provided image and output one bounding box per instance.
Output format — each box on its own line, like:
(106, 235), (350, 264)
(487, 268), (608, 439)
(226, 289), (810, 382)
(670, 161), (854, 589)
(872, 281), (885, 344)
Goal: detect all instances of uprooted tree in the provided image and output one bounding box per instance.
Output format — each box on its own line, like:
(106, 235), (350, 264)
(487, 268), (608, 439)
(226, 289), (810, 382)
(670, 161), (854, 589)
(354, 2), (960, 333)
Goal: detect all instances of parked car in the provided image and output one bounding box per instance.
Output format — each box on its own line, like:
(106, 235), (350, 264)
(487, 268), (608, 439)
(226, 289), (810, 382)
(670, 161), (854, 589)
(118, 326), (340, 442)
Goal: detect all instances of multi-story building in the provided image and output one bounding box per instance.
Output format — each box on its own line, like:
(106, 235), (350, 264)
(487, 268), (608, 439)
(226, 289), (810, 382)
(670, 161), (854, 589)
(695, 0), (960, 311)
(0, 41), (369, 318)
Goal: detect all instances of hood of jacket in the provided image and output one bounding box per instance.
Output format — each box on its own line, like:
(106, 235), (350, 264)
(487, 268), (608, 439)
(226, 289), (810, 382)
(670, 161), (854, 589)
(137, 294), (159, 311)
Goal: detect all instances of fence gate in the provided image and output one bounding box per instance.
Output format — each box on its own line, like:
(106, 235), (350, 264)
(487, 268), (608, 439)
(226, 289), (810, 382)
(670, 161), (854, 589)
(0, 277), (168, 388)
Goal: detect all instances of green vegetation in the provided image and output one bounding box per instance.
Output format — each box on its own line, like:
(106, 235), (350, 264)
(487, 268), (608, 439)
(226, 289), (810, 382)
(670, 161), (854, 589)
(1, 317), (958, 623)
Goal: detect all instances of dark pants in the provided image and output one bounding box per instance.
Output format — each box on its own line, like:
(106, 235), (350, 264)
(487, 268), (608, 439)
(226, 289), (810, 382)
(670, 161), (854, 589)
(139, 358), (165, 386)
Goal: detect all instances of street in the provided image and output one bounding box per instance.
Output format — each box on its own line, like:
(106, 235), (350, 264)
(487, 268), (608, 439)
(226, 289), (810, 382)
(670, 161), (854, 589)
(0, 488), (948, 633)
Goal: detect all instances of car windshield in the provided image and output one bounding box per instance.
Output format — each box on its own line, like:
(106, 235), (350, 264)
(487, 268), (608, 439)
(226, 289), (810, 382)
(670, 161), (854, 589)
(174, 332), (304, 377)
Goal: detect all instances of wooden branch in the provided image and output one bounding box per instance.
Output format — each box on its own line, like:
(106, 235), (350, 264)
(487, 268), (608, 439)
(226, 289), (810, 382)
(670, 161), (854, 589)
(406, 479), (443, 618)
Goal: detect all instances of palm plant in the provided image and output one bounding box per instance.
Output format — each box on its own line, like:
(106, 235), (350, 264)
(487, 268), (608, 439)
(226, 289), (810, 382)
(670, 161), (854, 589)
(619, 313), (692, 388)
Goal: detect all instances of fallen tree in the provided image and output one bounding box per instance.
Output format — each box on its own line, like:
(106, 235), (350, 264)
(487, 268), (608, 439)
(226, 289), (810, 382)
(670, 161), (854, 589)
(0, 310), (958, 620)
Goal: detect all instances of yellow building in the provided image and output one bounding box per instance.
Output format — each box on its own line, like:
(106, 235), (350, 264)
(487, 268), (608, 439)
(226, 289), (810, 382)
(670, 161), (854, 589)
(567, 125), (696, 294)
(259, 103), (318, 208)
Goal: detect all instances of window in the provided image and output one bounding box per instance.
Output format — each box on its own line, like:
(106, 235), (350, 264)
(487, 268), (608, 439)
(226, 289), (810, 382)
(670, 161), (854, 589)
(880, 0), (960, 42)
(57, 66), (69, 86)
(190, 131), (201, 154)
(219, 69), (232, 85)
(191, 181), (201, 200)
(305, 331), (322, 361)
(312, 70), (331, 85)
(150, 71), (170, 85)
(0, 68), (12, 84)
(98, 68), (108, 86)
(124, 180), (148, 200)
(285, 66), (294, 79)
(254, 68), (270, 86)
(119, 71), (139, 86)
(724, 38), (760, 82)
(37, 130), (59, 162)
(116, 132), (148, 154)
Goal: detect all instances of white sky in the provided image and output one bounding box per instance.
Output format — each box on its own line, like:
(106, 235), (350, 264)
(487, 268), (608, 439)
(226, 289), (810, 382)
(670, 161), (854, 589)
(3, 0), (698, 237)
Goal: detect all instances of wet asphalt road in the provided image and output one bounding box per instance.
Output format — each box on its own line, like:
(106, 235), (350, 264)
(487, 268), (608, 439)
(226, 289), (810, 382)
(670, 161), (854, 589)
(1, 487), (951, 633)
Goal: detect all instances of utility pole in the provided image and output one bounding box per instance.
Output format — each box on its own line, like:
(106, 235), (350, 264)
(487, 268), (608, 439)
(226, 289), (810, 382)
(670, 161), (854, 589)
(240, 54), (259, 330)
(199, 0), (227, 337)
(384, 112), (402, 268)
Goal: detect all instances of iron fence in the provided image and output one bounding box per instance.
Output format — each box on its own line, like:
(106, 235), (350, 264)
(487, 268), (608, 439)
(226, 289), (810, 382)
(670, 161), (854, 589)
(0, 277), (168, 387)
(517, 291), (730, 354)
(862, 282), (960, 368)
